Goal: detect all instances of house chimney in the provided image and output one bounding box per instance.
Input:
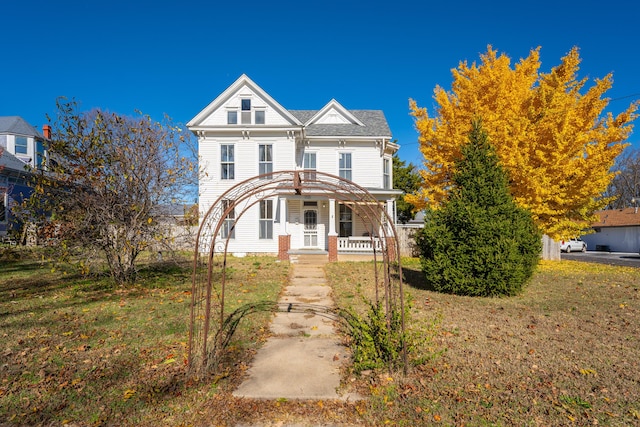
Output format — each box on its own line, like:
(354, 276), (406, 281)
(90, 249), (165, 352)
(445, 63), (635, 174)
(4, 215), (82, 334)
(42, 125), (51, 139)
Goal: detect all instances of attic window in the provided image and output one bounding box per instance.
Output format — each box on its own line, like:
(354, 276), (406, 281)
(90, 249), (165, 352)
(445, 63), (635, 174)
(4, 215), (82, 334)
(241, 99), (251, 124)
(255, 110), (265, 124)
(227, 111), (238, 124)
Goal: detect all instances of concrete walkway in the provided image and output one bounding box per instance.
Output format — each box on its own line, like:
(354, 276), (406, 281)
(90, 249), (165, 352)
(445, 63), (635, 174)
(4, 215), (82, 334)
(233, 254), (358, 401)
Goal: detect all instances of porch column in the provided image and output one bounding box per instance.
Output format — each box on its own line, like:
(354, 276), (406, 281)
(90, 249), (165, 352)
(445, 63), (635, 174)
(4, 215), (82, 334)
(328, 199), (338, 262)
(278, 197), (290, 261)
(385, 198), (396, 225)
(328, 198), (337, 236)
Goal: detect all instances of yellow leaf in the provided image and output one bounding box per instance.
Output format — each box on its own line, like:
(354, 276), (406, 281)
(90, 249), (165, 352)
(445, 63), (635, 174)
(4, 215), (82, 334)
(409, 46), (638, 239)
(123, 389), (136, 400)
(163, 358), (176, 364)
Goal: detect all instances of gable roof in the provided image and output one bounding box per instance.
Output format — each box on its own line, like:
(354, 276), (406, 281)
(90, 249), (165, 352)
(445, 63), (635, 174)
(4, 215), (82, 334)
(0, 116), (43, 138)
(591, 208), (640, 228)
(187, 74), (302, 128)
(289, 110), (391, 137)
(305, 99), (365, 126)
(188, 75), (393, 139)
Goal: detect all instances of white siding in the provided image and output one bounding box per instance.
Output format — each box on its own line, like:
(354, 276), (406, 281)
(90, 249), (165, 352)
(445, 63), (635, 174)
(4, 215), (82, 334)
(303, 141), (386, 188)
(198, 136), (296, 255)
(200, 86), (294, 127)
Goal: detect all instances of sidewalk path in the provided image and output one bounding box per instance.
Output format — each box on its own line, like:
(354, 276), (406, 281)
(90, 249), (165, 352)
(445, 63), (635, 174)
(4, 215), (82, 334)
(232, 254), (358, 400)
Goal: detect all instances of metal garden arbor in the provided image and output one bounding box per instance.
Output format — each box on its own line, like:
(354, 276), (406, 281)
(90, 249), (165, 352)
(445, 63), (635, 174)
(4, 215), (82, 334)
(187, 170), (405, 378)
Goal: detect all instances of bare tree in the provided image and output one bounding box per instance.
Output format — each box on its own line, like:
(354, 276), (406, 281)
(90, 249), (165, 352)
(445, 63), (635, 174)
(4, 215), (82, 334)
(604, 147), (640, 209)
(23, 98), (197, 284)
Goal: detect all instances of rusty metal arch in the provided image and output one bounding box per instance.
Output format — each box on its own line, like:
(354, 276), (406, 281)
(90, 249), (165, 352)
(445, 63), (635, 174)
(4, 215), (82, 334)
(187, 170), (405, 378)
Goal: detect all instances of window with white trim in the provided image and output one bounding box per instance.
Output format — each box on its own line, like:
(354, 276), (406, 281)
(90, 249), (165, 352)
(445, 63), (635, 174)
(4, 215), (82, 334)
(339, 152), (352, 181)
(36, 140), (46, 169)
(227, 110), (238, 124)
(259, 200), (273, 239)
(15, 136), (28, 155)
(259, 144), (273, 179)
(220, 199), (235, 239)
(339, 204), (352, 237)
(383, 158), (391, 189)
(303, 152), (317, 181)
(241, 99), (251, 124)
(255, 110), (265, 124)
(221, 144), (234, 180)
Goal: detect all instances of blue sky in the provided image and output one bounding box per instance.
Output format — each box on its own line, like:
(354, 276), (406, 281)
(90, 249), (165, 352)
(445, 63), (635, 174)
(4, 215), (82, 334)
(3, 0), (639, 166)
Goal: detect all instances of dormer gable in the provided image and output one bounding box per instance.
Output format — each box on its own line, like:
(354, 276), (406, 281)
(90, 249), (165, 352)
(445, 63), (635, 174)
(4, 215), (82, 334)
(187, 74), (302, 130)
(305, 99), (364, 126)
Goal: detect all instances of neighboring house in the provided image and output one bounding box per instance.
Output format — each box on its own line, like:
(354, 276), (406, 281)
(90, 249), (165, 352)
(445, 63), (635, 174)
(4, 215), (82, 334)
(582, 208), (640, 253)
(0, 116), (49, 238)
(187, 75), (401, 258)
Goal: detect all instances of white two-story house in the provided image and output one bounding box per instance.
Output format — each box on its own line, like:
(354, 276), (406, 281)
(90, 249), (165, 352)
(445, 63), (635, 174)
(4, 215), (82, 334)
(187, 75), (400, 259)
(0, 116), (49, 238)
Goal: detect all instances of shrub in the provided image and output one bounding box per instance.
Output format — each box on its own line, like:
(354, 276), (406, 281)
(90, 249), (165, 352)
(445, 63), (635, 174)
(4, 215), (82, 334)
(416, 120), (541, 296)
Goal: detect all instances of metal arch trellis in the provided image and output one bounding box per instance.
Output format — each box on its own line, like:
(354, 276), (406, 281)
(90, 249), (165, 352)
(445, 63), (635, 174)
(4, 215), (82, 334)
(187, 170), (405, 378)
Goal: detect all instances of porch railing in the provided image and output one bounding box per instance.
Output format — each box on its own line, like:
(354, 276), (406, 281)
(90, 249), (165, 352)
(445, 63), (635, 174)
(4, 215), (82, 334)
(337, 236), (384, 252)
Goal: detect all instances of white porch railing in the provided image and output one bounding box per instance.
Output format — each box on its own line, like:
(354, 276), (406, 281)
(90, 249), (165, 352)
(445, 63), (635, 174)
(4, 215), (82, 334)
(337, 236), (384, 253)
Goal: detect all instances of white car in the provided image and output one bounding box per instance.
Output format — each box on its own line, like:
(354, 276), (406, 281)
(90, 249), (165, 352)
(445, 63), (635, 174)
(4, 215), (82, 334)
(561, 238), (587, 253)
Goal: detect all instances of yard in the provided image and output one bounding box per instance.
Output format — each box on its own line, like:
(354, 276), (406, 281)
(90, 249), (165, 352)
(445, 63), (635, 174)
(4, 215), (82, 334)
(1, 247), (639, 426)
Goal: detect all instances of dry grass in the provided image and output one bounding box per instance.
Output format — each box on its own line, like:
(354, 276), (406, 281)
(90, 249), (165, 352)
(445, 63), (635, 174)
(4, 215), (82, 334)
(327, 258), (640, 426)
(1, 247), (639, 426)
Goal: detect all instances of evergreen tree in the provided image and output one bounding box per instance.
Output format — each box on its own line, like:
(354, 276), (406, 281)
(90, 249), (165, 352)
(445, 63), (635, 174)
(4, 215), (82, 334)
(392, 154), (420, 224)
(416, 120), (541, 297)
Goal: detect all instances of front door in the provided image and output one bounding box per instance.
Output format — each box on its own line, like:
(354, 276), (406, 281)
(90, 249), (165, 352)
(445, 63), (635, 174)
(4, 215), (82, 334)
(303, 209), (318, 247)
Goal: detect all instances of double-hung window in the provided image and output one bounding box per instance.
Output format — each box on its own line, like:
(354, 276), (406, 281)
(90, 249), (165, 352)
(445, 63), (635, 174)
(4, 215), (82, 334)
(221, 144), (234, 180)
(259, 144), (273, 179)
(36, 140), (46, 169)
(259, 200), (273, 239)
(339, 152), (352, 181)
(220, 199), (235, 239)
(339, 204), (352, 237)
(383, 158), (391, 189)
(15, 136), (28, 155)
(303, 152), (317, 181)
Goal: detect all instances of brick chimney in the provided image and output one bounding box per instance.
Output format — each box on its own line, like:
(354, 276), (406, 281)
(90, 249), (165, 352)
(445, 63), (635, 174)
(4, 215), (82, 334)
(42, 124), (51, 139)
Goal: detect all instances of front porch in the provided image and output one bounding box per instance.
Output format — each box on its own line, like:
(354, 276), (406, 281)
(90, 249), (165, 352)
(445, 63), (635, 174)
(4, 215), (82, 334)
(277, 195), (396, 260)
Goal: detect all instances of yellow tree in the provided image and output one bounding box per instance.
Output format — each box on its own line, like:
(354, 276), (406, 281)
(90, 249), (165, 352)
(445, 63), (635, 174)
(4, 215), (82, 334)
(408, 46), (638, 239)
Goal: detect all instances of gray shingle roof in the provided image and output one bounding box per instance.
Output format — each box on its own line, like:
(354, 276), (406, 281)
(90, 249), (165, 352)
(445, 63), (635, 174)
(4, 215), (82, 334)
(0, 116), (43, 138)
(0, 149), (29, 173)
(289, 110), (391, 138)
